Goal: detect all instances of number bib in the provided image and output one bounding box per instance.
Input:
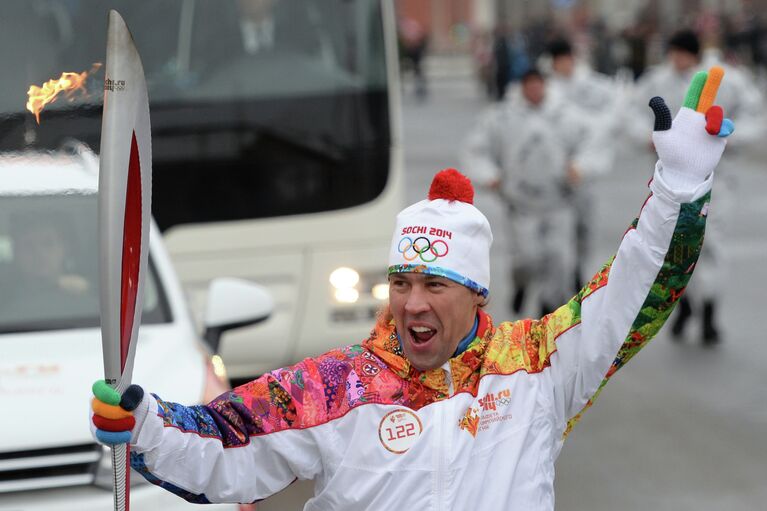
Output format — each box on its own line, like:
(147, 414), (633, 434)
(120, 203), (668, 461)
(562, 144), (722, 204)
(378, 409), (423, 454)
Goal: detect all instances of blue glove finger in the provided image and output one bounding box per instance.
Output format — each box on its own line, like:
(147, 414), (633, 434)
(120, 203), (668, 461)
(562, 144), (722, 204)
(718, 118), (734, 138)
(649, 96), (672, 131)
(95, 429), (132, 445)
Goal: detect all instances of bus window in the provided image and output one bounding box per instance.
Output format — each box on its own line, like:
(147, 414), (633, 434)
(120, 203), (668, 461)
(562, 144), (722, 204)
(0, 0), (402, 380)
(0, 0), (391, 231)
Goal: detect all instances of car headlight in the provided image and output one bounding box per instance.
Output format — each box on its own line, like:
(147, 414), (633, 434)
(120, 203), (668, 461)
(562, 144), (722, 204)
(203, 354), (231, 402)
(334, 287), (360, 303)
(328, 268), (389, 321)
(329, 267), (359, 289)
(371, 283), (389, 301)
(330, 267), (360, 303)
(94, 445), (149, 490)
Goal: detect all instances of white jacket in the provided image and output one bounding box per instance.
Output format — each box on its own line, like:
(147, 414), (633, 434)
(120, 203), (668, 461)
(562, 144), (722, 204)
(548, 65), (629, 178)
(548, 65), (616, 113)
(126, 165), (713, 510)
(460, 92), (597, 211)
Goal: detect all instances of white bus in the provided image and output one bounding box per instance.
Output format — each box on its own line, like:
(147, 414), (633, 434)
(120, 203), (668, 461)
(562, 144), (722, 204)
(3, 0), (403, 382)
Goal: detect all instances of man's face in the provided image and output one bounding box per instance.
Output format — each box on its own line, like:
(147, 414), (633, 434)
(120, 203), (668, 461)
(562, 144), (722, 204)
(551, 55), (574, 77)
(668, 49), (698, 73)
(522, 76), (545, 106)
(388, 273), (483, 371)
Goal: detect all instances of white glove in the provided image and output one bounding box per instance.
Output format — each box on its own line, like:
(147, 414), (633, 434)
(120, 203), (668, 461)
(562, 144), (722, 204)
(649, 66), (734, 191)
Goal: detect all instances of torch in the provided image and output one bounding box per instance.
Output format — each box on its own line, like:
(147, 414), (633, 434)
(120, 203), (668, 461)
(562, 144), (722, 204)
(98, 10), (152, 511)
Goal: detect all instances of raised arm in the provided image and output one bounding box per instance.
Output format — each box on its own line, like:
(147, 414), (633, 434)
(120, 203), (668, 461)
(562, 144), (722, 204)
(536, 67), (733, 433)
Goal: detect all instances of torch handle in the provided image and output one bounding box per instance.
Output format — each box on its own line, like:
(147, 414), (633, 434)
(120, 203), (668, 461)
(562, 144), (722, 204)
(111, 445), (129, 511)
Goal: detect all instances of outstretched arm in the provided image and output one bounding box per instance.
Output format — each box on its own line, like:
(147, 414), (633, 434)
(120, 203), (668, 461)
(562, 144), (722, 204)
(535, 67), (733, 433)
(93, 360), (328, 504)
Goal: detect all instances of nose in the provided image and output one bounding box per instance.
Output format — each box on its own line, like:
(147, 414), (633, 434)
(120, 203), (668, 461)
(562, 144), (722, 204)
(404, 284), (431, 315)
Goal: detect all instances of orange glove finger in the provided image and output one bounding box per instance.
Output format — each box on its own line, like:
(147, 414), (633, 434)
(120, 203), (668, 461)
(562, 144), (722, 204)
(697, 66), (724, 113)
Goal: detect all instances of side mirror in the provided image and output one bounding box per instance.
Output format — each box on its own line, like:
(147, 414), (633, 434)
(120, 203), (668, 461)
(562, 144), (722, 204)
(203, 277), (274, 353)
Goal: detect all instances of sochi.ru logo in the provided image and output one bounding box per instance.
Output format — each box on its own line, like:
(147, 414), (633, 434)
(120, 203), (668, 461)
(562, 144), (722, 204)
(478, 388), (510, 411)
(104, 78), (126, 91)
(398, 236), (449, 263)
(459, 388), (512, 437)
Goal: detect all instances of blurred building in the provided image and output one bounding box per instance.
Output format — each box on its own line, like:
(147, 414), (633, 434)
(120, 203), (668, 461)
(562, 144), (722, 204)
(395, 0), (767, 77)
(494, 0), (767, 35)
(395, 0), (495, 52)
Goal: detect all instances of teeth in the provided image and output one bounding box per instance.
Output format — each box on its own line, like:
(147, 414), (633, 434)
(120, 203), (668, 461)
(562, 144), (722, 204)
(412, 326), (433, 333)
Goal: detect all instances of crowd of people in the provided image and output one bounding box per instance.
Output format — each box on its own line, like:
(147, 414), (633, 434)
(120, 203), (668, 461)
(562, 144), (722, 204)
(461, 27), (764, 346)
(395, 10), (765, 346)
(474, 9), (767, 101)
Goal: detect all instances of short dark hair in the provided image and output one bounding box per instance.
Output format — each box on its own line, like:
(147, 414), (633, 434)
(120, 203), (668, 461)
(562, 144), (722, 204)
(546, 38), (573, 58)
(668, 30), (700, 56)
(521, 68), (544, 83)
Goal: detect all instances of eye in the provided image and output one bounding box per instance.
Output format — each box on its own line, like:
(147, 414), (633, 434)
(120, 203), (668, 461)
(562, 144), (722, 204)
(427, 280), (446, 289)
(389, 278), (408, 289)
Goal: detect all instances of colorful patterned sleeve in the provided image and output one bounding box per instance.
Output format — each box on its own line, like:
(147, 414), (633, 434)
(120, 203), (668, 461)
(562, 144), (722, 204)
(563, 189), (709, 435)
(128, 353), (342, 504)
(538, 167), (712, 434)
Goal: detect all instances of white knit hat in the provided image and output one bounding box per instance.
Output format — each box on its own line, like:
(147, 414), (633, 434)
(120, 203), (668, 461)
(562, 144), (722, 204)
(388, 168), (493, 296)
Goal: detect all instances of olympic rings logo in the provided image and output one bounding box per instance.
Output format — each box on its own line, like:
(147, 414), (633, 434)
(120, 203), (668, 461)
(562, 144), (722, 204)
(397, 236), (449, 263)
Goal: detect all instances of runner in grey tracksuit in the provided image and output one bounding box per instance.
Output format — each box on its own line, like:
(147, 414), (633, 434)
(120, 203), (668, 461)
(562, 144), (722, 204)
(461, 68), (597, 315)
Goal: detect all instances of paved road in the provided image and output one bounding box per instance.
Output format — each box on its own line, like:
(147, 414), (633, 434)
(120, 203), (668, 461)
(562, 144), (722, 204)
(259, 55), (767, 510)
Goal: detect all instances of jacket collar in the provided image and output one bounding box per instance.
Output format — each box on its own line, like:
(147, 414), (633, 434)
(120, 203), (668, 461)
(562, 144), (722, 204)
(363, 309), (495, 396)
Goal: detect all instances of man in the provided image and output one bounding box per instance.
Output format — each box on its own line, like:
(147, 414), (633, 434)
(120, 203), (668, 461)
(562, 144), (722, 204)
(461, 68), (592, 316)
(399, 16), (429, 100)
(546, 38), (624, 291)
(547, 38), (616, 112)
(631, 30), (763, 344)
(92, 70), (731, 509)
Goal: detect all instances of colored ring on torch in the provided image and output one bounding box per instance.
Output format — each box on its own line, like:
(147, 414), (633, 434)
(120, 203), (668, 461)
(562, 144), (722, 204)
(92, 398), (132, 420)
(92, 380), (121, 406)
(93, 414), (136, 432)
(95, 429), (132, 445)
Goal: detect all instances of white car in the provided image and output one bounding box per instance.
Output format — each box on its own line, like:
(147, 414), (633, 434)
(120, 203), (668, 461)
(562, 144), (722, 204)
(0, 144), (272, 510)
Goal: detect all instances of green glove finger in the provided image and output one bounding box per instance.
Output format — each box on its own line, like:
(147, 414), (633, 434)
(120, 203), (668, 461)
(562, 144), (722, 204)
(683, 71), (708, 110)
(92, 380), (121, 406)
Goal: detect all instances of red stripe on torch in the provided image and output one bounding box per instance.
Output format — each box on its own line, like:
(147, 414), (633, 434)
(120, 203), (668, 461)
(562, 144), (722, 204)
(120, 132), (142, 372)
(124, 443), (131, 510)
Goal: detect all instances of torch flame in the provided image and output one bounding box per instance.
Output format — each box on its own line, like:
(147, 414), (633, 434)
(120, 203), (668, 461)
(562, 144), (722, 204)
(26, 63), (102, 124)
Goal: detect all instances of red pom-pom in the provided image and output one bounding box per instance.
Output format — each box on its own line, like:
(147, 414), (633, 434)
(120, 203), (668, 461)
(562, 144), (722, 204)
(427, 168), (474, 204)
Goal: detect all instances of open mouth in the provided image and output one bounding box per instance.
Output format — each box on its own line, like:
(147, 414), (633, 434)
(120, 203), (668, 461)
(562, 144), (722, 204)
(409, 326), (436, 344)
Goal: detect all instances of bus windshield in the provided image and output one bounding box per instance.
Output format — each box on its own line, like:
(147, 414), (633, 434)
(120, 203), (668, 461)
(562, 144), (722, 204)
(0, 0), (391, 231)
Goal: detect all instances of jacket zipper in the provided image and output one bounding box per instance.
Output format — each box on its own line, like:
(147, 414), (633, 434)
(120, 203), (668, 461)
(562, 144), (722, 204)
(435, 364), (453, 510)
(434, 401), (444, 511)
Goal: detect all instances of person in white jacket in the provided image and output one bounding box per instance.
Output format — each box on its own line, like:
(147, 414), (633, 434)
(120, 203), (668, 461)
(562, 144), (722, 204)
(461, 68), (596, 316)
(546, 38), (626, 292)
(91, 69), (732, 510)
(631, 29), (763, 344)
